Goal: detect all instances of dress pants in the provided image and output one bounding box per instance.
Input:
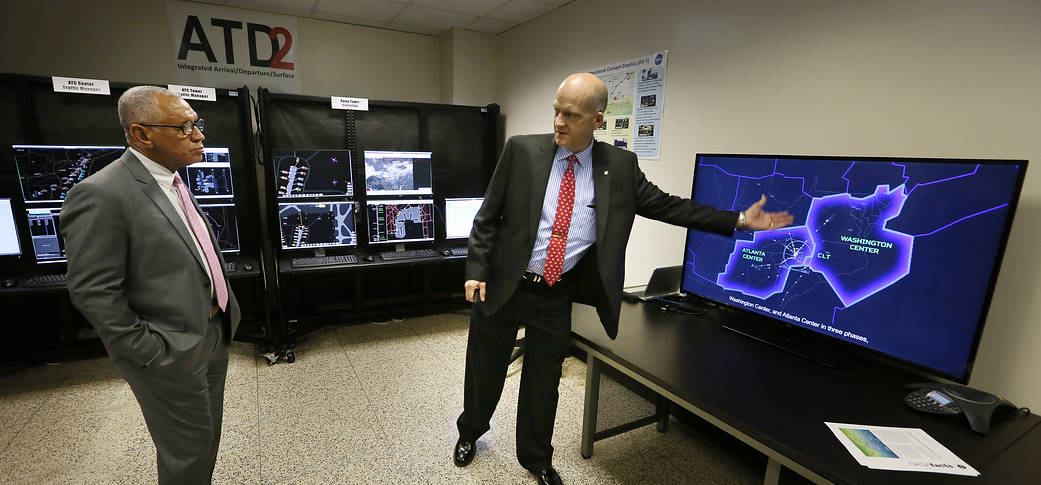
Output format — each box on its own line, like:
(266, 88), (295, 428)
(457, 274), (574, 472)
(114, 312), (229, 485)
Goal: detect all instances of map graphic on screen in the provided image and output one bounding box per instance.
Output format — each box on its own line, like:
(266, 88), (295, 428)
(199, 203), (240, 253)
(363, 151), (432, 196)
(274, 149), (353, 198)
(683, 155), (1024, 380)
(367, 200), (434, 244)
(13, 145), (124, 203)
(279, 201), (356, 249)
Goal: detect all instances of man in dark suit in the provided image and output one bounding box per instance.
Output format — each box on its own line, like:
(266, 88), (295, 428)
(62, 86), (241, 484)
(453, 73), (793, 484)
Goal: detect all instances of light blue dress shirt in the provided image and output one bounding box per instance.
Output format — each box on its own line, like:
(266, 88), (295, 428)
(527, 141), (597, 276)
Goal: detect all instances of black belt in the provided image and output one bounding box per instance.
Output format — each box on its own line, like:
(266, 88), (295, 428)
(520, 270), (572, 290)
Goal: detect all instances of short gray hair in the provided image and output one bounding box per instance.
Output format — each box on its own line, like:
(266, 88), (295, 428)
(117, 86), (181, 130)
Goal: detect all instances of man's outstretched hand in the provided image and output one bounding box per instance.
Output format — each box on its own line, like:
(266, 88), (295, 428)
(744, 195), (794, 231)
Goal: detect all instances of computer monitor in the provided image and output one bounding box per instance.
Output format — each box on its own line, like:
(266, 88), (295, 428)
(0, 198), (21, 256)
(178, 148), (234, 198)
(199, 203), (240, 253)
(363, 151), (433, 196)
(445, 197), (483, 240)
(366, 199), (435, 244)
(13, 145), (124, 204)
(278, 201), (357, 249)
(273, 149), (353, 198)
(681, 154), (1027, 383)
(26, 207), (65, 263)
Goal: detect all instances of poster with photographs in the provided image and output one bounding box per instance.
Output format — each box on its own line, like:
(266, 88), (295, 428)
(588, 51), (667, 159)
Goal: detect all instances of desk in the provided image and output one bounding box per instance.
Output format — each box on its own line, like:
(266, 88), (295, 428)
(571, 301), (1040, 484)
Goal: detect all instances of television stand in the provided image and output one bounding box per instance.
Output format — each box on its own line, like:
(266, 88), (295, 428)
(721, 316), (858, 369)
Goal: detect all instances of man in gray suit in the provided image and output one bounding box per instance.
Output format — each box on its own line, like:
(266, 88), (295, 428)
(453, 73), (793, 484)
(62, 85), (241, 484)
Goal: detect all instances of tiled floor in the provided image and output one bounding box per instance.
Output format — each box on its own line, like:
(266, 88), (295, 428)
(0, 312), (762, 484)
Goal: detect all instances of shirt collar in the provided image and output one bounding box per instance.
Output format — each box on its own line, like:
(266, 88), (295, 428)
(128, 146), (177, 188)
(555, 139), (594, 166)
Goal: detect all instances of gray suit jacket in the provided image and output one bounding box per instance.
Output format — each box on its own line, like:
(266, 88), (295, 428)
(62, 150), (241, 369)
(466, 134), (737, 339)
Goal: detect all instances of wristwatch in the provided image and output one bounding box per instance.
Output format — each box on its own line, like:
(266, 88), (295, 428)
(737, 211), (747, 230)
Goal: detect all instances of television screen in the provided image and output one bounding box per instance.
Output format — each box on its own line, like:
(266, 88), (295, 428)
(13, 145), (124, 204)
(366, 199), (435, 244)
(273, 149), (353, 198)
(0, 198), (20, 256)
(199, 203), (240, 253)
(178, 148), (234, 198)
(445, 197), (483, 240)
(363, 151), (432, 196)
(682, 154), (1026, 382)
(26, 207), (65, 263)
(278, 201), (357, 249)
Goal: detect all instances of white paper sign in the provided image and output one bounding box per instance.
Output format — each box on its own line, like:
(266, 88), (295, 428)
(168, 84), (217, 102)
(331, 96), (369, 111)
(165, 0), (300, 93)
(52, 76), (111, 95)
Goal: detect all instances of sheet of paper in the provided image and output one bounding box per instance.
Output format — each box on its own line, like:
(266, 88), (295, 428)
(825, 422), (979, 477)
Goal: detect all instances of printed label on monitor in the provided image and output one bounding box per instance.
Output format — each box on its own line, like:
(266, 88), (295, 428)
(279, 201), (357, 249)
(682, 155), (1024, 380)
(273, 149), (353, 198)
(363, 151), (432, 196)
(366, 200), (434, 244)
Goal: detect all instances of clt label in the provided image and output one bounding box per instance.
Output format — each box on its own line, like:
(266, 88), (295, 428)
(177, 15), (294, 70)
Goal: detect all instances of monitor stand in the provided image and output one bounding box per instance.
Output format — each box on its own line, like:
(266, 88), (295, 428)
(721, 316), (858, 369)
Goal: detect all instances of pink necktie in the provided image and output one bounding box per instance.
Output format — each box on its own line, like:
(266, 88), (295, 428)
(172, 173), (228, 311)
(542, 155), (578, 286)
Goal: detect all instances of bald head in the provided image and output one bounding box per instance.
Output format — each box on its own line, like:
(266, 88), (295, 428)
(557, 73), (608, 113)
(552, 73), (607, 152)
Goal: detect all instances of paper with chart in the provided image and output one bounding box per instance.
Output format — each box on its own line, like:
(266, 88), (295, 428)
(825, 422), (979, 476)
(588, 51), (667, 159)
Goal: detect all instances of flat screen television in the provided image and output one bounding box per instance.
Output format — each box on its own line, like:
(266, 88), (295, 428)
(681, 154), (1027, 382)
(363, 151), (433, 196)
(273, 149), (353, 198)
(278, 201), (357, 249)
(366, 199), (435, 244)
(0, 198), (21, 256)
(445, 197), (483, 240)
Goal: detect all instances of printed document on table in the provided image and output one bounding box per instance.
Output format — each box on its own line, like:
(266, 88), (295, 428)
(825, 422), (979, 476)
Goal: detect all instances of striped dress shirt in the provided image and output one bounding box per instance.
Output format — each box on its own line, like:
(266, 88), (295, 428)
(527, 141), (596, 276)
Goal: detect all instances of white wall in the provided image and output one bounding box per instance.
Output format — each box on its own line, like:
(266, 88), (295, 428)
(0, 0), (441, 102)
(496, 0), (1041, 407)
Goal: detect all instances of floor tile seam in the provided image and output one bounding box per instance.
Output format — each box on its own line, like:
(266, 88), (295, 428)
(0, 383), (63, 456)
(340, 343), (393, 441)
(402, 318), (458, 373)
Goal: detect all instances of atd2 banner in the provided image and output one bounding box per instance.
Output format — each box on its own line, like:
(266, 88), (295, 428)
(165, 0), (300, 93)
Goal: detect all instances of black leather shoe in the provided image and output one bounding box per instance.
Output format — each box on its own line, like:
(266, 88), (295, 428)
(453, 437), (476, 467)
(533, 467), (562, 485)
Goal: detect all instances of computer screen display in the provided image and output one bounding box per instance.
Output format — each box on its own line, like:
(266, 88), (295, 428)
(26, 207), (65, 263)
(199, 203), (240, 253)
(366, 199), (435, 244)
(445, 197), (483, 240)
(13, 145), (124, 204)
(681, 154), (1026, 382)
(274, 149), (353, 198)
(0, 198), (20, 256)
(363, 151), (433, 196)
(278, 201), (357, 249)
(178, 148), (234, 198)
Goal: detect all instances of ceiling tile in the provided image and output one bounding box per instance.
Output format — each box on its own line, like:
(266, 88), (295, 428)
(313, 0), (405, 20)
(488, 0), (557, 23)
(465, 17), (517, 35)
(412, 0), (509, 17)
(227, 0), (315, 17)
(532, 0), (571, 5)
(392, 5), (477, 30)
(384, 22), (445, 36)
(311, 11), (389, 28)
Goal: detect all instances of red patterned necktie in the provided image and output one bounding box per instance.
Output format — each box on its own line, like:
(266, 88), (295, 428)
(543, 155), (578, 286)
(173, 173), (229, 311)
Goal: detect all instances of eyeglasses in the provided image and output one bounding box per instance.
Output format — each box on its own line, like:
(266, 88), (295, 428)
(138, 119), (206, 136)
